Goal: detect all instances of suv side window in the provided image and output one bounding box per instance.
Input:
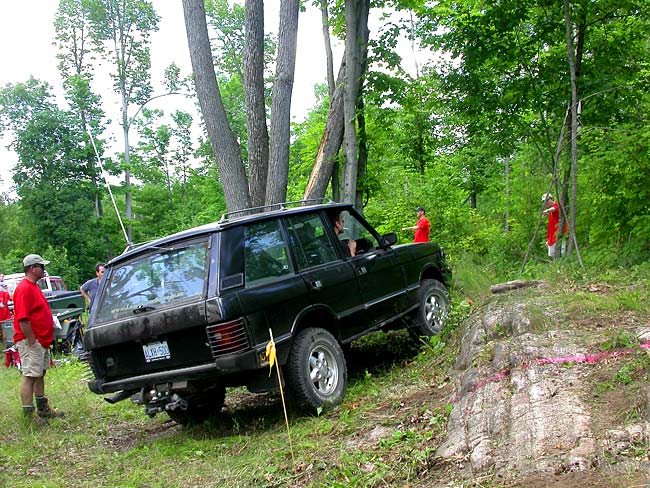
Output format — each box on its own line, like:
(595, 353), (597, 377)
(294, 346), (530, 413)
(244, 220), (292, 287)
(95, 240), (208, 322)
(286, 214), (338, 269)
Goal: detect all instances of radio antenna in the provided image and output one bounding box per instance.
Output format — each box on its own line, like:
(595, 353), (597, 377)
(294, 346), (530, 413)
(81, 114), (132, 248)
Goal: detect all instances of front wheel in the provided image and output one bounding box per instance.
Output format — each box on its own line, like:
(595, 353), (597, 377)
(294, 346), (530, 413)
(411, 279), (450, 337)
(285, 328), (347, 412)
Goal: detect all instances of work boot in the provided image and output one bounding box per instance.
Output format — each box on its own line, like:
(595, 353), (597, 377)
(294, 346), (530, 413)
(23, 406), (49, 426)
(35, 396), (65, 419)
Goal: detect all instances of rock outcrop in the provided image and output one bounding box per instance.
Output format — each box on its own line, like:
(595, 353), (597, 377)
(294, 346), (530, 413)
(437, 288), (650, 482)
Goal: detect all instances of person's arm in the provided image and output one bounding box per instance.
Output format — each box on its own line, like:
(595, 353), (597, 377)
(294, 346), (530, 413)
(80, 284), (91, 304)
(19, 318), (37, 346)
(401, 225), (417, 231)
(348, 239), (357, 257)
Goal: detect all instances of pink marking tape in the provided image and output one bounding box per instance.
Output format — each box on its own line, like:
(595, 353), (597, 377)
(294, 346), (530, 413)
(451, 342), (649, 403)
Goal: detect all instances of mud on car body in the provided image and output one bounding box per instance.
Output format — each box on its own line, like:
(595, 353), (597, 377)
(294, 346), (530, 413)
(84, 201), (451, 424)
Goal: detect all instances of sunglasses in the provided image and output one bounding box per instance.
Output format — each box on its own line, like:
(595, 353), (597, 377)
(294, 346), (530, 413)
(32, 264), (45, 269)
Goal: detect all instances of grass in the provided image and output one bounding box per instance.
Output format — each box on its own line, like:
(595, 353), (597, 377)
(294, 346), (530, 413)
(2, 265), (648, 487)
(0, 311), (463, 488)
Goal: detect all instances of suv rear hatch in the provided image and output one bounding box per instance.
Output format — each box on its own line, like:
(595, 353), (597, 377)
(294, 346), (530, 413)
(85, 237), (223, 392)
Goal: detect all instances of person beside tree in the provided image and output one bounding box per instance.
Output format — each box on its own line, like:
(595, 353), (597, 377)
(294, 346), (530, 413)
(542, 193), (567, 258)
(12, 254), (64, 425)
(402, 206), (431, 243)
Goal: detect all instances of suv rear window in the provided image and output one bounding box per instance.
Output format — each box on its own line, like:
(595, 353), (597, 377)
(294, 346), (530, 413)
(95, 240), (209, 322)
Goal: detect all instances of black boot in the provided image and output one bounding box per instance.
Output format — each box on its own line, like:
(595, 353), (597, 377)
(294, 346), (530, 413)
(35, 396), (65, 419)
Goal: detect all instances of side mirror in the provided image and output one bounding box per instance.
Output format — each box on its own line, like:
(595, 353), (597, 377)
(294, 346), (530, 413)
(380, 232), (397, 248)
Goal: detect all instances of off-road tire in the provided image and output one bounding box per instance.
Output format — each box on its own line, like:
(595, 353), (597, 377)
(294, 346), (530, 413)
(285, 328), (347, 411)
(411, 279), (450, 337)
(166, 383), (226, 425)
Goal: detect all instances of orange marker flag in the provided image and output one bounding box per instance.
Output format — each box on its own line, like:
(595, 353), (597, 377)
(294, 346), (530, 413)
(266, 328), (295, 467)
(265, 336), (276, 376)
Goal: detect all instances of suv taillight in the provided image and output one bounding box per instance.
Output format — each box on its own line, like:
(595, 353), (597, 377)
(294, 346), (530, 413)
(205, 319), (250, 358)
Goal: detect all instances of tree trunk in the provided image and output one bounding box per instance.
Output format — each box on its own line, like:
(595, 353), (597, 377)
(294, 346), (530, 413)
(354, 14), (370, 213)
(266, 0), (300, 206)
(341, 0), (361, 205)
(319, 0), (335, 99)
(182, 0), (250, 212)
(244, 0), (269, 208)
(355, 96), (367, 213)
(563, 0), (578, 258)
(303, 61), (346, 200)
(122, 104), (132, 241)
(504, 157), (510, 232)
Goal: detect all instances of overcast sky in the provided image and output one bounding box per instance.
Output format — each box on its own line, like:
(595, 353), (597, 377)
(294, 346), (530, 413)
(0, 1), (348, 194)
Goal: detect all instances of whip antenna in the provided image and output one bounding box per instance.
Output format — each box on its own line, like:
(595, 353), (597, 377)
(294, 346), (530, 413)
(82, 115), (132, 248)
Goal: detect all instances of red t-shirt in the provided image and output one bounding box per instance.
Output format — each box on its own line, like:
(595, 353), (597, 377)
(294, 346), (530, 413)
(0, 289), (10, 321)
(546, 203), (568, 246)
(414, 216), (431, 243)
(13, 278), (54, 347)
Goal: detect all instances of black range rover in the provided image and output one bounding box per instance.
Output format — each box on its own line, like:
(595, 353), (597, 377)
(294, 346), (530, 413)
(84, 201), (451, 424)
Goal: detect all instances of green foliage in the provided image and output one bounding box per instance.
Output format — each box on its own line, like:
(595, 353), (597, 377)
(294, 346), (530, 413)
(0, 79), (106, 276)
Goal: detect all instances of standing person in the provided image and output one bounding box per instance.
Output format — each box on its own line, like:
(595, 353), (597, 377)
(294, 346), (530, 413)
(13, 254), (64, 424)
(80, 262), (106, 311)
(0, 274), (10, 321)
(542, 193), (566, 258)
(402, 206), (431, 243)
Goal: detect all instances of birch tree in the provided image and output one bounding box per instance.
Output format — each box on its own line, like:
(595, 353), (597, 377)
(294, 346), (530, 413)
(87, 0), (159, 239)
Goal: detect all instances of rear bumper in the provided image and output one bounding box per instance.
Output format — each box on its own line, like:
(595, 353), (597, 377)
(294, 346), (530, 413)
(89, 348), (260, 394)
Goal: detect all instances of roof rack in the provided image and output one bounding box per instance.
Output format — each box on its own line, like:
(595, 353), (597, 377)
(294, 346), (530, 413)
(218, 198), (335, 223)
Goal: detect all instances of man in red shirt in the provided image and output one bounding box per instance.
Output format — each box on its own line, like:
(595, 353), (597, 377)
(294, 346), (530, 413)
(402, 206), (431, 243)
(0, 274), (10, 322)
(542, 193), (567, 258)
(13, 254), (64, 424)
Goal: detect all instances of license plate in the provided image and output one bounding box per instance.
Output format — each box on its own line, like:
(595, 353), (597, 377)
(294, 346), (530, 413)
(143, 341), (171, 362)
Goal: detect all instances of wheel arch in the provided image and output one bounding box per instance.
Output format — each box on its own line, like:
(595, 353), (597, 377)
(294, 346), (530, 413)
(420, 264), (446, 286)
(291, 305), (340, 340)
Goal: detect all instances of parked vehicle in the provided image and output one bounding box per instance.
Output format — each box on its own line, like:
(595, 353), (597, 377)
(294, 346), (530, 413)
(84, 201), (452, 424)
(5, 272), (85, 310)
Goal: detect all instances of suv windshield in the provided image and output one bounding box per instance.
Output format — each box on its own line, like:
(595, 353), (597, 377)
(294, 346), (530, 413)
(95, 241), (208, 322)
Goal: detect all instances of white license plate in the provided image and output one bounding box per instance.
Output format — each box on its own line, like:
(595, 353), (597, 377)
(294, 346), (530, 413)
(143, 341), (171, 362)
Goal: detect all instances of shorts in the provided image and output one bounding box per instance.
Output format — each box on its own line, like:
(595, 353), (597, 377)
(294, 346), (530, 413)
(547, 239), (567, 258)
(547, 242), (557, 258)
(15, 339), (50, 377)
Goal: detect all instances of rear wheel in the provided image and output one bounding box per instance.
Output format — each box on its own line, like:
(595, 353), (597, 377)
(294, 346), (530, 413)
(411, 279), (450, 337)
(166, 383), (226, 425)
(285, 328), (347, 411)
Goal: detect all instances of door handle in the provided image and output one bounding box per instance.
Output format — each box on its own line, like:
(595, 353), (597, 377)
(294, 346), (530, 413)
(310, 280), (323, 290)
(358, 267), (367, 275)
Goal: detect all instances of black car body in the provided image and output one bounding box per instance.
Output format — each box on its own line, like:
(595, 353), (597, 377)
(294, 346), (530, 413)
(84, 202), (451, 424)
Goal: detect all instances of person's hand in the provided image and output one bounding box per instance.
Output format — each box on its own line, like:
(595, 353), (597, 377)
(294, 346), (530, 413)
(348, 239), (357, 257)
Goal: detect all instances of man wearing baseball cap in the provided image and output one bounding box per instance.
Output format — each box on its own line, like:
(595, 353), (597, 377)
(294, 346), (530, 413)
(13, 254), (64, 424)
